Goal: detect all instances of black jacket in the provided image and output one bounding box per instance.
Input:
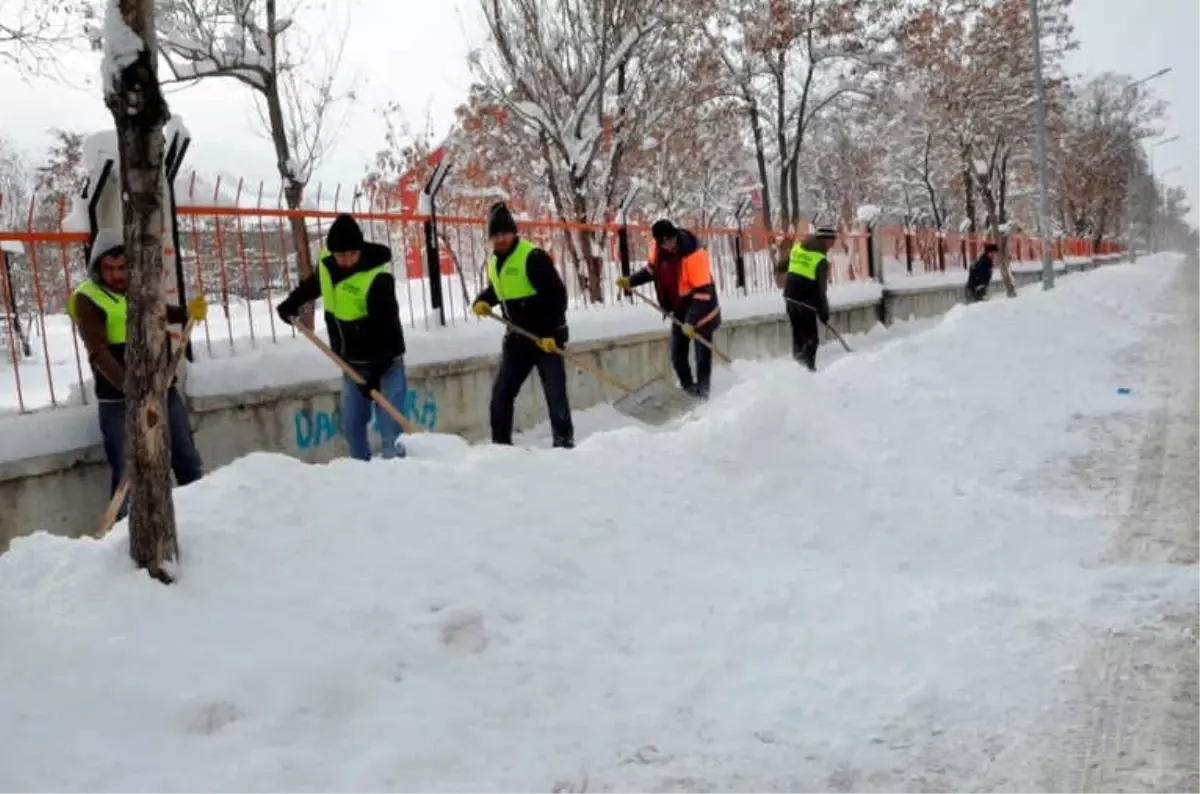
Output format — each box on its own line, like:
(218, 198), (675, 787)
(277, 242), (405, 369)
(474, 237), (569, 342)
(781, 237), (831, 322)
(966, 252), (994, 291)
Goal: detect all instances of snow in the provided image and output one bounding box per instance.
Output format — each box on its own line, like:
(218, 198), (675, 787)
(99, 0), (144, 95)
(1, 255), (1193, 791)
(856, 203), (882, 225)
(168, 284), (880, 400)
(0, 240), (23, 254)
(81, 130), (119, 174)
(63, 130), (122, 235)
(165, 114), (192, 148)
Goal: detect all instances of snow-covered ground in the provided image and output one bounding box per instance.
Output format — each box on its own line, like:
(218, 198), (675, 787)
(1, 254), (1190, 792)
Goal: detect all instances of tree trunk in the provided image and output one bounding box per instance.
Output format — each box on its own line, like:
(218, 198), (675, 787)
(774, 65), (790, 229)
(262, 64), (314, 330)
(962, 164), (977, 233)
(977, 184), (1017, 298)
(571, 187), (603, 304)
(740, 91), (772, 231)
(105, 0), (179, 584)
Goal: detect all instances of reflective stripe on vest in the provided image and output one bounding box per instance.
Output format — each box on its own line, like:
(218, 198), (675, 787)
(318, 260), (387, 321)
(788, 245), (824, 281)
(487, 238), (538, 302)
(68, 279), (128, 344)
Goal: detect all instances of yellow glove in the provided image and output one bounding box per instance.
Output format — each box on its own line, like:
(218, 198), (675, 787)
(187, 295), (208, 322)
(472, 300), (493, 318)
(536, 337), (558, 353)
(615, 276), (631, 290)
(681, 323), (697, 339)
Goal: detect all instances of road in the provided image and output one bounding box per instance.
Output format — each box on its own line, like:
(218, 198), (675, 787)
(1040, 255), (1199, 793)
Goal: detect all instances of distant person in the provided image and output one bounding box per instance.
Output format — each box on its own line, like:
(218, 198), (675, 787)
(275, 214), (409, 461)
(966, 243), (999, 303)
(67, 228), (207, 511)
(780, 226), (837, 371)
(471, 202), (575, 449)
(617, 219), (722, 398)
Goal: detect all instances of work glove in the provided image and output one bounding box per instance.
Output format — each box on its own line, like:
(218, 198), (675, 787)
(472, 300), (493, 318)
(536, 337), (558, 354)
(681, 323), (697, 339)
(615, 276), (631, 290)
(186, 295), (208, 322)
(276, 303), (295, 326)
(357, 368), (382, 399)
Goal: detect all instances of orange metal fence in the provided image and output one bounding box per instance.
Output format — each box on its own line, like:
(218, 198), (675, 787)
(0, 177), (1124, 415)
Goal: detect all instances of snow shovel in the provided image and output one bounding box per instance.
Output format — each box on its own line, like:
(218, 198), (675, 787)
(483, 312), (698, 425)
(95, 317), (198, 539)
(783, 296), (853, 353)
(626, 288), (733, 363)
(293, 325), (473, 458)
(293, 322), (423, 436)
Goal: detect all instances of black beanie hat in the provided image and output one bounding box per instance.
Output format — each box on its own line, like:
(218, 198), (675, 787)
(326, 214), (364, 253)
(651, 219), (678, 243)
(487, 202), (517, 237)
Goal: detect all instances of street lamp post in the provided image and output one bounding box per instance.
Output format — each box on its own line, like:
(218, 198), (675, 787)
(1148, 135), (1179, 252)
(1029, 0), (1056, 290)
(1120, 70), (1170, 258)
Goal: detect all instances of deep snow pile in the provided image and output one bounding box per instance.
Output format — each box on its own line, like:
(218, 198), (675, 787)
(1, 256), (1195, 792)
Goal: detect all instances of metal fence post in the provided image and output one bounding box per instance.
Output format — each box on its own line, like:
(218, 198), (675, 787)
(733, 198), (749, 293)
(421, 160), (451, 327)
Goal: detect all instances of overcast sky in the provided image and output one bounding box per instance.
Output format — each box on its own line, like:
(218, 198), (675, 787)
(2, 0), (1197, 225)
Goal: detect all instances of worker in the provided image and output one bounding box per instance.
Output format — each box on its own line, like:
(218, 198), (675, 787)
(617, 219), (721, 398)
(275, 214), (409, 460)
(67, 227), (207, 511)
(966, 243), (998, 303)
(780, 226), (837, 371)
(471, 202), (575, 448)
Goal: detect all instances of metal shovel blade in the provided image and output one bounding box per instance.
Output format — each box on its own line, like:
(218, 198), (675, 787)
(611, 374), (701, 425)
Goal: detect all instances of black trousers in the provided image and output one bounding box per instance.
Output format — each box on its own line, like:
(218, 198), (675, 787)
(670, 314), (721, 392)
(786, 304), (820, 371)
(490, 334), (575, 447)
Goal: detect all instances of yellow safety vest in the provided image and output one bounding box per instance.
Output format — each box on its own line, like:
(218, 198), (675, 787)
(318, 259), (387, 321)
(788, 245), (824, 281)
(486, 238), (538, 302)
(68, 279), (127, 344)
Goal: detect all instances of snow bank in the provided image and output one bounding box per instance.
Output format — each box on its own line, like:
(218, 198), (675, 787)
(1, 255), (1193, 791)
(180, 285), (882, 400)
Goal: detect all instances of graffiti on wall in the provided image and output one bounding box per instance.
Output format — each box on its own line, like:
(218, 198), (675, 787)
(294, 387), (439, 450)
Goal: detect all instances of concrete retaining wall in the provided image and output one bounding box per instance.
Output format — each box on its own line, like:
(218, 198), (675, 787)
(0, 256), (1117, 551)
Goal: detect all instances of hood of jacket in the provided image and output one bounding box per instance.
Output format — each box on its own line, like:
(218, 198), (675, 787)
(88, 228), (124, 274)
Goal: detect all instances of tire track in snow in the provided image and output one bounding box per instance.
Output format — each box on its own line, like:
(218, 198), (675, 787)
(1044, 256), (1199, 794)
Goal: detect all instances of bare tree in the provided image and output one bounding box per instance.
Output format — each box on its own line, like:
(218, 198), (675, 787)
(1049, 72), (1165, 249)
(704, 0), (897, 232)
(472, 0), (698, 301)
(102, 0), (179, 583)
(155, 0), (353, 327)
(0, 0), (89, 75)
